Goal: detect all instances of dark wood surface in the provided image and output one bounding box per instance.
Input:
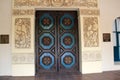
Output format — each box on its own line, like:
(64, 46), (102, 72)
(1, 71), (120, 80)
(35, 11), (79, 74)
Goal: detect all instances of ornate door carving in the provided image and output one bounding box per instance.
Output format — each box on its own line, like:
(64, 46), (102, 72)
(35, 11), (79, 74)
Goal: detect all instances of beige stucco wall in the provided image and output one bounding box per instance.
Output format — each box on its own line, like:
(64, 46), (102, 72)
(0, 0), (12, 76)
(100, 0), (120, 71)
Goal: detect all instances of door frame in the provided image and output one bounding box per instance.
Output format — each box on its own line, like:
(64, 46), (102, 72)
(34, 8), (81, 75)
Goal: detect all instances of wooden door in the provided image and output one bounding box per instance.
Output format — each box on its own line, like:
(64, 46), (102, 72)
(35, 11), (79, 74)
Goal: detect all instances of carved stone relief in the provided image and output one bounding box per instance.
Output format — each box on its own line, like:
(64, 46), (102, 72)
(51, 0), (64, 7)
(40, 0), (51, 7)
(12, 53), (34, 64)
(80, 9), (99, 15)
(64, 0), (73, 6)
(13, 0), (98, 8)
(83, 17), (99, 47)
(79, 0), (98, 8)
(82, 51), (101, 62)
(15, 18), (31, 48)
(12, 0), (100, 65)
(13, 0), (40, 7)
(13, 9), (34, 16)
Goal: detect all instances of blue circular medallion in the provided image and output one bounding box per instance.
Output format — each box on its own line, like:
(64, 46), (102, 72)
(61, 33), (75, 49)
(60, 14), (74, 29)
(61, 52), (75, 69)
(39, 33), (54, 49)
(40, 52), (54, 70)
(39, 13), (54, 29)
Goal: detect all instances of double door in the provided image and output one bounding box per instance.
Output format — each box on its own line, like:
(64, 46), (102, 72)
(35, 11), (79, 74)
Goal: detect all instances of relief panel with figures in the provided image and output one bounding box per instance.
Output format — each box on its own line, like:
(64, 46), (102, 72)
(15, 18), (31, 48)
(83, 17), (99, 47)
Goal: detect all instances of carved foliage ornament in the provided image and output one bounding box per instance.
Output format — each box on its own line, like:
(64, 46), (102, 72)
(13, 0), (98, 7)
(80, 9), (100, 15)
(36, 0), (73, 7)
(13, 9), (34, 16)
(14, 0), (40, 7)
(51, 0), (64, 7)
(79, 0), (98, 8)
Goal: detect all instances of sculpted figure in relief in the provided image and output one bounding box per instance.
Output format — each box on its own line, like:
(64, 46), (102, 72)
(15, 18), (31, 48)
(83, 17), (99, 47)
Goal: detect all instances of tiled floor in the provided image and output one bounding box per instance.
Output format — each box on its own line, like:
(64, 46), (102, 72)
(1, 71), (120, 80)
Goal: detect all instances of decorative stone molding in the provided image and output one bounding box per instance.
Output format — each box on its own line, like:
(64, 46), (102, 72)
(14, 18), (31, 48)
(13, 0), (40, 7)
(78, 0), (98, 8)
(80, 9), (99, 15)
(41, 0), (51, 7)
(13, 0), (98, 8)
(64, 0), (73, 6)
(12, 53), (34, 64)
(83, 17), (99, 47)
(13, 9), (34, 16)
(82, 51), (101, 62)
(51, 0), (64, 7)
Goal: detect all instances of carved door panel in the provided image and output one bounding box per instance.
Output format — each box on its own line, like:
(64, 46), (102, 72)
(57, 11), (79, 72)
(35, 11), (79, 74)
